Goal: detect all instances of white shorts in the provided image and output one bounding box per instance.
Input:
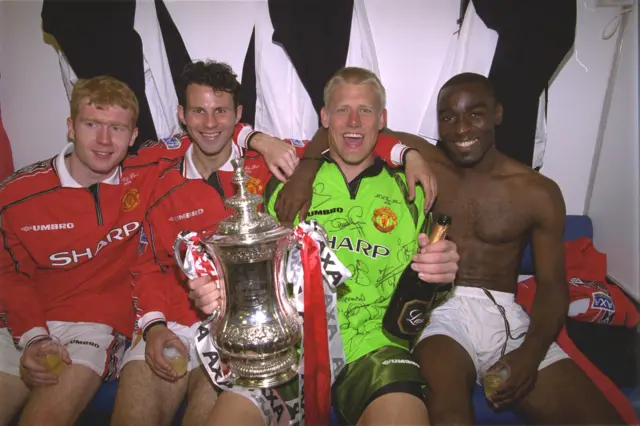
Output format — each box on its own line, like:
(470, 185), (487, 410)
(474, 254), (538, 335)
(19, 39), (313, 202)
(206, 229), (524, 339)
(415, 286), (569, 381)
(0, 327), (21, 376)
(122, 322), (202, 372)
(0, 322), (126, 380)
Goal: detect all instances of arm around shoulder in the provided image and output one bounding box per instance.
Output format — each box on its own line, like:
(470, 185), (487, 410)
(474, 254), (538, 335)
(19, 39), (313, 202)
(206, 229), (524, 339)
(381, 129), (447, 163)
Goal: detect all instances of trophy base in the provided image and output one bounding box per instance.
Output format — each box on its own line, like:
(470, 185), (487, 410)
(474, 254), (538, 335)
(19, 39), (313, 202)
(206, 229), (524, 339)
(228, 348), (299, 388)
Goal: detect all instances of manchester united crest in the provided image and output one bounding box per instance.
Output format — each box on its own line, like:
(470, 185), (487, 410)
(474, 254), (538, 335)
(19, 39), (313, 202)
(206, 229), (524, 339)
(372, 207), (397, 233)
(246, 176), (263, 195)
(121, 188), (140, 212)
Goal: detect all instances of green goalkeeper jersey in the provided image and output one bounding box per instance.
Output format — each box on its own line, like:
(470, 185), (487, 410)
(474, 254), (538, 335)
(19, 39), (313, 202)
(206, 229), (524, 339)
(265, 155), (427, 364)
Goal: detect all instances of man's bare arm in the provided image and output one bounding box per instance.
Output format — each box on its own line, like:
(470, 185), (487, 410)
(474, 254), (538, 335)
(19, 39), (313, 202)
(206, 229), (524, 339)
(381, 129), (448, 163)
(273, 128), (327, 224)
(302, 127), (331, 159)
(523, 177), (569, 361)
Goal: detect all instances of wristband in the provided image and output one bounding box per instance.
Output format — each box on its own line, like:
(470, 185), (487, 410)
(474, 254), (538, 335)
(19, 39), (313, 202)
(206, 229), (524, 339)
(25, 335), (51, 349)
(142, 321), (167, 341)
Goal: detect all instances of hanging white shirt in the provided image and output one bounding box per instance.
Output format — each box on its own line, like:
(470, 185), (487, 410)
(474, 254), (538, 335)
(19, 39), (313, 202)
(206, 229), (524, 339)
(418, 2), (498, 143)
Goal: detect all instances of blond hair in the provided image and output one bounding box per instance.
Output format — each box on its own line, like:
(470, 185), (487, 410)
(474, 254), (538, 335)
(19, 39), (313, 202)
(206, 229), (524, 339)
(70, 76), (139, 125)
(323, 67), (386, 110)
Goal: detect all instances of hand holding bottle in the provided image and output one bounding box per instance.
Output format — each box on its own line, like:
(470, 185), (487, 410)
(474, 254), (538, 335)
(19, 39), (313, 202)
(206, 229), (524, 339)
(383, 214), (458, 340)
(411, 235), (459, 284)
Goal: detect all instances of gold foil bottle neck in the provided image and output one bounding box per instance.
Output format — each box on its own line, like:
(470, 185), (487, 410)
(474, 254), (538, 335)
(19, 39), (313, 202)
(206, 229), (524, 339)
(429, 224), (448, 244)
(428, 215), (451, 244)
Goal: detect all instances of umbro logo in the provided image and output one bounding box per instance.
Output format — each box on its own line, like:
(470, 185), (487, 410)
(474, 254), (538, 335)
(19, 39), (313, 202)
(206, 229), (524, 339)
(169, 209), (204, 222)
(21, 223), (75, 232)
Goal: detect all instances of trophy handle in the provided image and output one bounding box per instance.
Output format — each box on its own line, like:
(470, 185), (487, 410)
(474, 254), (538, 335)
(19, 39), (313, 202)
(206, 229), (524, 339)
(173, 230), (197, 279)
(173, 230), (224, 324)
(274, 233), (301, 316)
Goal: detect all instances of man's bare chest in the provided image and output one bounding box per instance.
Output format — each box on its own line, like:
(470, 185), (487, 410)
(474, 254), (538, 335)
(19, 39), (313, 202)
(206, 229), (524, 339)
(433, 172), (532, 245)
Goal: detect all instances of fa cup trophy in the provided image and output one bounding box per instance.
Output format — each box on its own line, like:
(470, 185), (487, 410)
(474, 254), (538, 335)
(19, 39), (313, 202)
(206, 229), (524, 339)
(173, 159), (302, 388)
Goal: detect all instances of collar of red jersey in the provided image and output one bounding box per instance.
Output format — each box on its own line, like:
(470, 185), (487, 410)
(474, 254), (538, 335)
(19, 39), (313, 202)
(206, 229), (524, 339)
(183, 142), (242, 180)
(55, 143), (121, 188)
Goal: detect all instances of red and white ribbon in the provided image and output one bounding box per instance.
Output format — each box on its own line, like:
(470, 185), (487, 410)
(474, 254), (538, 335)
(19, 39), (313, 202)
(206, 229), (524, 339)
(295, 220), (349, 426)
(180, 231), (219, 280)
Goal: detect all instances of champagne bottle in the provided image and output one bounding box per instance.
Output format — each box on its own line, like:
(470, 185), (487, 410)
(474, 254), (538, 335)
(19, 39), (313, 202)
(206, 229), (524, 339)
(382, 214), (453, 340)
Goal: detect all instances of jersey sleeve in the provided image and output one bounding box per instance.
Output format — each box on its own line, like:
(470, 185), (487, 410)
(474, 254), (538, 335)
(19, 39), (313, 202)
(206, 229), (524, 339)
(0, 210), (48, 347)
(234, 125), (311, 160)
(131, 216), (172, 334)
(374, 134), (413, 167)
(283, 139), (310, 159)
(233, 123), (257, 150)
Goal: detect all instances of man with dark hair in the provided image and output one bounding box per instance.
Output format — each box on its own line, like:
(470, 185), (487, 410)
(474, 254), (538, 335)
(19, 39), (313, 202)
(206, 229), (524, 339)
(178, 61), (241, 108)
(439, 72), (497, 102)
(108, 59), (303, 426)
(173, 60), (299, 182)
(276, 72), (623, 425)
(409, 73), (621, 425)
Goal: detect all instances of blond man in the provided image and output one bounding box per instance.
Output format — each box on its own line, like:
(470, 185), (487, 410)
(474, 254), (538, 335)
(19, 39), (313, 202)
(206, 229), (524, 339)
(0, 76), (171, 426)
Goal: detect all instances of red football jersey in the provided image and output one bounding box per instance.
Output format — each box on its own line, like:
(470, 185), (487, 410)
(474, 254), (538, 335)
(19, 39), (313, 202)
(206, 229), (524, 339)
(0, 142), (176, 346)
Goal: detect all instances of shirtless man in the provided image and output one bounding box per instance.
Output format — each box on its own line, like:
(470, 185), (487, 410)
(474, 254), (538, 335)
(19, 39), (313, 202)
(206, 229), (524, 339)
(275, 72), (623, 425)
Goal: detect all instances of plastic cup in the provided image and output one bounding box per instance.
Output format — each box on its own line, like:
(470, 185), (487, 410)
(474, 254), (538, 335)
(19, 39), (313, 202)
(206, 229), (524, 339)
(163, 335), (191, 377)
(482, 360), (510, 400)
(38, 336), (65, 376)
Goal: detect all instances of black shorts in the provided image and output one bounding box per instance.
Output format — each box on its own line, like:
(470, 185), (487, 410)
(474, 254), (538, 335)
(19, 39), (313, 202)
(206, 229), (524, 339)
(332, 345), (428, 425)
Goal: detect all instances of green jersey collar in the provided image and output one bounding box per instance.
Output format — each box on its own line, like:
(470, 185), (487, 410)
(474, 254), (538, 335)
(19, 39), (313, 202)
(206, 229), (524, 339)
(321, 149), (386, 199)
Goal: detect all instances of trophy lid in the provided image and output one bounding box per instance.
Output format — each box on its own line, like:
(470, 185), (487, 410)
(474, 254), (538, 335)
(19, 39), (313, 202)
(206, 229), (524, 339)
(215, 158), (288, 242)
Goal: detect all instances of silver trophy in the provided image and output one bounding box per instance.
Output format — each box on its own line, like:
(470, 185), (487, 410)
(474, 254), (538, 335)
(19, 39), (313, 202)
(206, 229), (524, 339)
(173, 158), (302, 388)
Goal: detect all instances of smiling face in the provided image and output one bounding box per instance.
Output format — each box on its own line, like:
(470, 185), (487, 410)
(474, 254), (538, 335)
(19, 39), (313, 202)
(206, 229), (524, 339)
(437, 81), (503, 168)
(321, 81), (387, 183)
(178, 83), (242, 160)
(65, 76), (139, 186)
(66, 99), (137, 185)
